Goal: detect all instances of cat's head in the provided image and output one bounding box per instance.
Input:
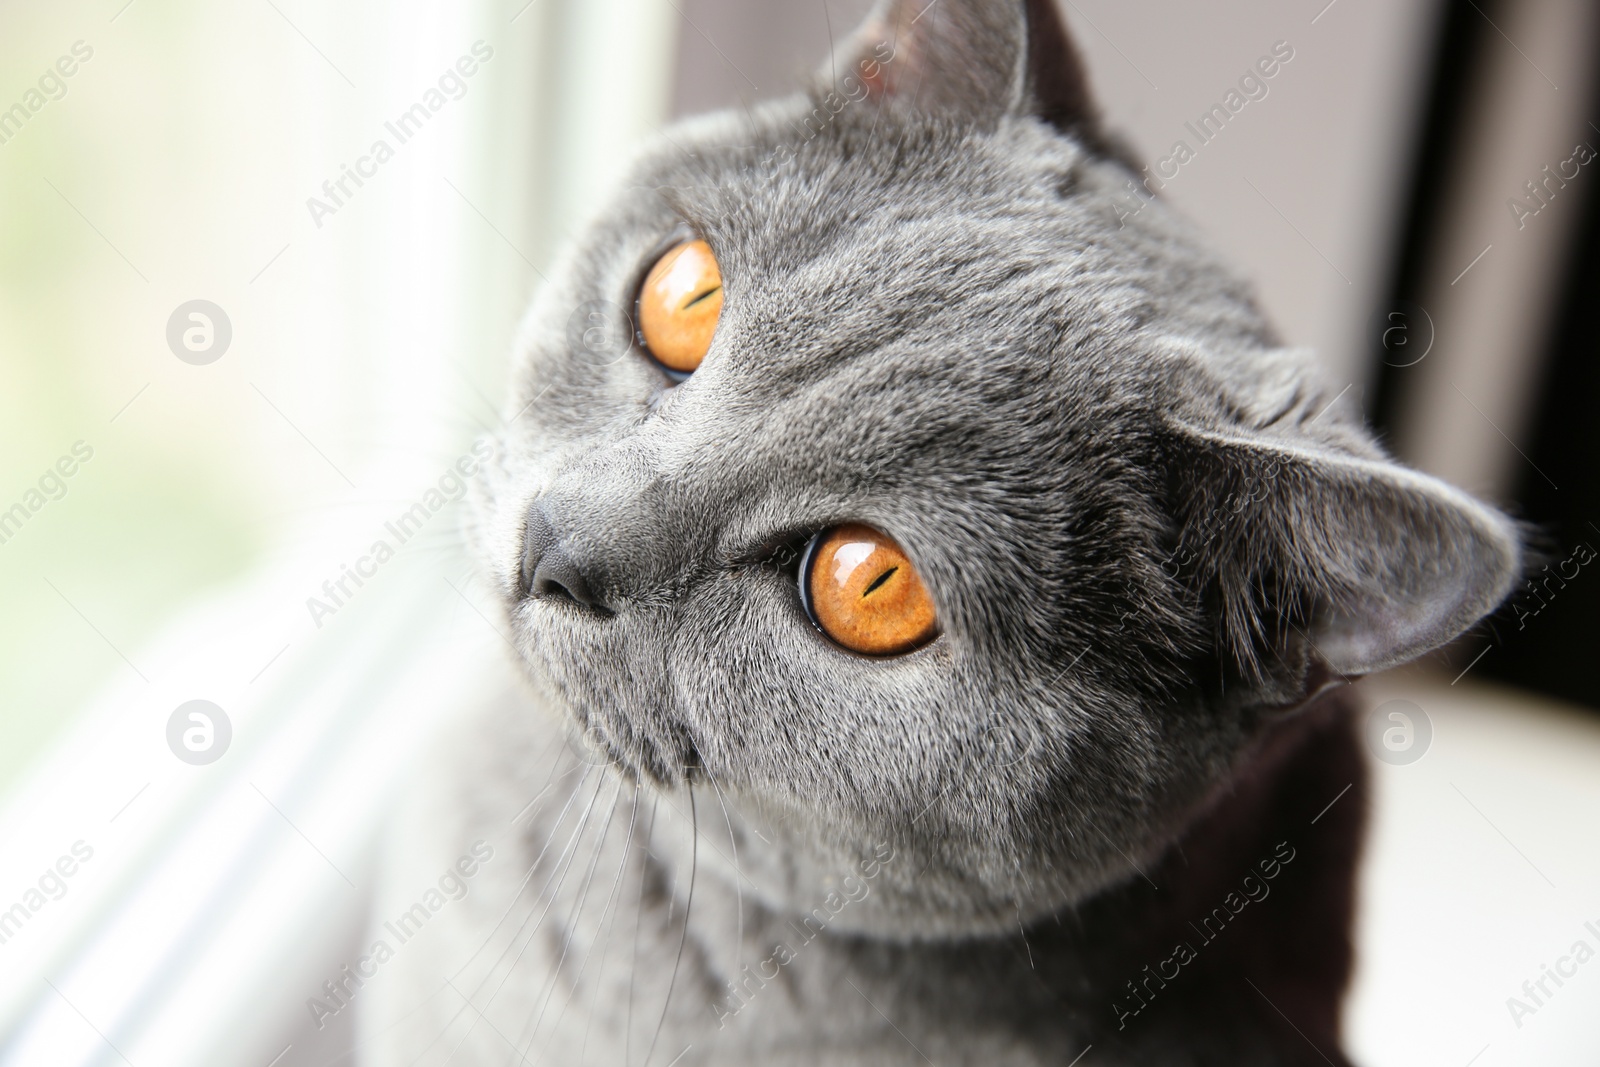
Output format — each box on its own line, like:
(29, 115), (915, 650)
(470, 0), (1518, 935)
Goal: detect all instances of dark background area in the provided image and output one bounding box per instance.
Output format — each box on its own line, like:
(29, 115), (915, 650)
(1371, 0), (1600, 711)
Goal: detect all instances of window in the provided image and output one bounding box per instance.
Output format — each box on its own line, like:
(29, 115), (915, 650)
(0, 2), (676, 1062)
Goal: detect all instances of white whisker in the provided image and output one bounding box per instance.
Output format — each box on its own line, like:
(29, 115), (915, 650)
(701, 766), (745, 956)
(643, 786), (696, 1067)
(626, 795), (663, 1067)
(511, 777), (626, 1061)
(445, 771), (610, 1062)
(406, 764), (599, 1067)
(452, 761), (597, 987)
(573, 781), (645, 1065)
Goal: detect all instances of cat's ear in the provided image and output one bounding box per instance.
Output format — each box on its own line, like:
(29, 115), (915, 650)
(1167, 420), (1521, 678)
(828, 0), (1096, 135)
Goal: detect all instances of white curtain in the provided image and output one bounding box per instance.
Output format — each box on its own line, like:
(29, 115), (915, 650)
(0, 1), (676, 1064)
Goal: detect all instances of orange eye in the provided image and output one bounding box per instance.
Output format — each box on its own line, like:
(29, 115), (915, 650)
(637, 239), (723, 373)
(803, 524), (938, 656)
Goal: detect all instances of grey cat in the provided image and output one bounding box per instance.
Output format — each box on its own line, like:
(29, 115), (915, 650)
(361, 0), (1519, 1063)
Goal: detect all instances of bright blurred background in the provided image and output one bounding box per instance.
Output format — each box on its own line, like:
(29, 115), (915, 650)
(0, 0), (1596, 1064)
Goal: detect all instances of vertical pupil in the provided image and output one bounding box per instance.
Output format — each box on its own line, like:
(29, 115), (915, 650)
(638, 239), (722, 373)
(863, 566), (898, 596)
(804, 524), (938, 656)
(682, 285), (721, 310)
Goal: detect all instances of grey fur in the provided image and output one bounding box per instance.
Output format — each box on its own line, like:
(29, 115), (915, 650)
(363, 1), (1517, 1062)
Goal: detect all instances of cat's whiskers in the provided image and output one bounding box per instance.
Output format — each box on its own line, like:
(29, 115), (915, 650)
(430, 770), (604, 1065)
(508, 775), (627, 1063)
(570, 780), (645, 1066)
(449, 765), (608, 1046)
(822, 0), (838, 90)
(352, 748), (585, 1061)
(642, 784), (697, 1067)
(475, 769), (617, 1012)
(698, 763), (746, 956)
(449, 361), (511, 426)
(509, 759), (586, 828)
(625, 794), (664, 1067)
(450, 750), (592, 992)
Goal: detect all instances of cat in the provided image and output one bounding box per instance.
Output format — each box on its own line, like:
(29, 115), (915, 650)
(361, 0), (1520, 1063)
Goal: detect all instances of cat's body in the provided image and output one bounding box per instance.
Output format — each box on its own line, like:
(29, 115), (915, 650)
(362, 0), (1518, 1062)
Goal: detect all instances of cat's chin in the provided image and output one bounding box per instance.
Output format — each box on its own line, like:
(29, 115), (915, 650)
(620, 770), (1139, 942)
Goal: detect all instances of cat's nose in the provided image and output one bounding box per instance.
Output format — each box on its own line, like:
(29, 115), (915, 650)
(520, 503), (607, 610)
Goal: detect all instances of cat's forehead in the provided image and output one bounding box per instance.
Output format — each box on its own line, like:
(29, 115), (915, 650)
(589, 103), (1262, 389)
(522, 98), (1272, 501)
(593, 114), (1145, 397)
(651, 110), (1099, 284)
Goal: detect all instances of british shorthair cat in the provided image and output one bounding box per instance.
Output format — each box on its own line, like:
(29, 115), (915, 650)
(363, 1), (1519, 1062)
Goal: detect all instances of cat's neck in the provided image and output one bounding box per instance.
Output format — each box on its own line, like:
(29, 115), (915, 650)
(625, 690), (1365, 1060)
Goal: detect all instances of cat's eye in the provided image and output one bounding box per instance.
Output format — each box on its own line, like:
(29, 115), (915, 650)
(637, 239), (723, 374)
(801, 524), (938, 656)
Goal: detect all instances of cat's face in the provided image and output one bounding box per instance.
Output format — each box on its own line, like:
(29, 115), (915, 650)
(469, 0), (1518, 932)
